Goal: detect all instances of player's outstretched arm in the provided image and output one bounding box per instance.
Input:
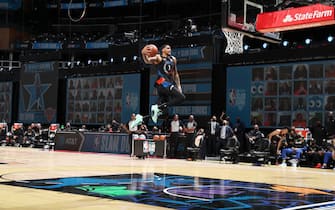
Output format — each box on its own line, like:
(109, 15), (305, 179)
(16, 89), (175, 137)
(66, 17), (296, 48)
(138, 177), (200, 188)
(141, 45), (161, 64)
(142, 54), (161, 65)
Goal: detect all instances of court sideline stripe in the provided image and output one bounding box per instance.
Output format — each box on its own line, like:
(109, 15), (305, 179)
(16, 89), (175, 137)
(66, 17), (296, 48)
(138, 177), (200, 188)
(281, 201), (335, 210)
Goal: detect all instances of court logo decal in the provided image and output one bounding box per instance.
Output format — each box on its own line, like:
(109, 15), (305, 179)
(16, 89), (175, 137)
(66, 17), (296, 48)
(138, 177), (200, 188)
(2, 173), (335, 210)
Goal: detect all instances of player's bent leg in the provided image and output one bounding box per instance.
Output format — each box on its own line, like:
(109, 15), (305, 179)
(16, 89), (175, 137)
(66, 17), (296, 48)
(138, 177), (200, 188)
(151, 85), (185, 124)
(168, 86), (186, 106)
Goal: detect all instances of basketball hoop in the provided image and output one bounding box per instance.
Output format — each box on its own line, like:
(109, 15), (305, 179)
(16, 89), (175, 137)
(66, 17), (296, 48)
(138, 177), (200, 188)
(68, 0), (87, 22)
(223, 28), (244, 54)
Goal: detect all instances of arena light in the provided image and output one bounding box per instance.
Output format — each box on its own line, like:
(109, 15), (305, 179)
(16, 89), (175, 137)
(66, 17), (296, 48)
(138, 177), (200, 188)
(122, 57), (127, 62)
(305, 38), (312, 45)
(110, 57), (114, 63)
(67, 61), (71, 67)
(282, 40), (289, 47)
(98, 59), (102, 64)
(243, 44), (249, 51)
(327, 35), (334, 43)
(262, 43), (268, 49)
(76, 61), (80, 66)
(87, 59), (92, 65)
(133, 56), (138, 61)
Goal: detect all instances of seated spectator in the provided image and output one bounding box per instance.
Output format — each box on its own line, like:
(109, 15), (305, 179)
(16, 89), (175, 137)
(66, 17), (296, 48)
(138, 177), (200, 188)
(79, 125), (88, 132)
(111, 120), (121, 132)
(321, 139), (335, 169)
(305, 138), (324, 168)
(104, 124), (113, 133)
(245, 124), (264, 154)
(278, 127), (307, 167)
(186, 128), (206, 161)
(64, 122), (72, 131)
(12, 124), (24, 145)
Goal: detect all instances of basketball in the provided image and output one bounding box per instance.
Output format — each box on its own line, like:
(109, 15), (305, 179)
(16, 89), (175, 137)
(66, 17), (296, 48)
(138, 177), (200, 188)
(142, 44), (158, 57)
(159, 135), (166, 141)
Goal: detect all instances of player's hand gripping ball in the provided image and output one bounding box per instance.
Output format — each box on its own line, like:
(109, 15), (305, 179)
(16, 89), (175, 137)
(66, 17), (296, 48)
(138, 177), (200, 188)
(142, 44), (158, 57)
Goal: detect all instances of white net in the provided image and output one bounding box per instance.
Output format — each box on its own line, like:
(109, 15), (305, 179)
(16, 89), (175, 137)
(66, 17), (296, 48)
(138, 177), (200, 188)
(223, 30), (244, 54)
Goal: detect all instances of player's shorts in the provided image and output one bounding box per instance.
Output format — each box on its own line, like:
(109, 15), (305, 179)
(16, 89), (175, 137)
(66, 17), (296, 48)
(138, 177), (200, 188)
(155, 77), (173, 89)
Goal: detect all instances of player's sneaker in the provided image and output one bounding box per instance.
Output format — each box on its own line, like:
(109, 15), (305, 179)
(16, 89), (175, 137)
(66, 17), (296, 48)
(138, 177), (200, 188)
(151, 104), (162, 124)
(130, 114), (143, 129)
(279, 161), (287, 167)
(288, 159), (298, 167)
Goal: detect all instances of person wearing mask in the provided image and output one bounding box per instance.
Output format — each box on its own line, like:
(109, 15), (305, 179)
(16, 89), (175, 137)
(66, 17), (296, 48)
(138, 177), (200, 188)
(245, 124), (264, 154)
(233, 117), (246, 153)
(216, 120), (234, 155)
(206, 115), (220, 156)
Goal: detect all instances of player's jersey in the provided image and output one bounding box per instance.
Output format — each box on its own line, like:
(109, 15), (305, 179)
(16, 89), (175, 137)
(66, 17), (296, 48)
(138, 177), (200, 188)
(155, 55), (176, 87)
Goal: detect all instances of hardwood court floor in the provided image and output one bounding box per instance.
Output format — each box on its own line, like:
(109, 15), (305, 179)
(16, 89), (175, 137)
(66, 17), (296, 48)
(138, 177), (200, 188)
(0, 147), (335, 210)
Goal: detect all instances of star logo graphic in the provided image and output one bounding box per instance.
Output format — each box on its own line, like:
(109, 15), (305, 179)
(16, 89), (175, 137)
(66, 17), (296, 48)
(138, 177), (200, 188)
(24, 73), (51, 111)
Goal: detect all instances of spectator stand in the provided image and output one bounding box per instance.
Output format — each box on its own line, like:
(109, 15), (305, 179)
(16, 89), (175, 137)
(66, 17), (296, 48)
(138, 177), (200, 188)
(131, 133), (167, 159)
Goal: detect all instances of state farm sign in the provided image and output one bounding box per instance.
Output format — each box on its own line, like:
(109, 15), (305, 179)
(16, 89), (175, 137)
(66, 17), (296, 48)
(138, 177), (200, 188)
(283, 9), (333, 23)
(256, 4), (335, 33)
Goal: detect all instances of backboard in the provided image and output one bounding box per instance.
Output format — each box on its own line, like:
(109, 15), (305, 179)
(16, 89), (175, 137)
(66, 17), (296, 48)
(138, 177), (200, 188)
(222, 0), (281, 43)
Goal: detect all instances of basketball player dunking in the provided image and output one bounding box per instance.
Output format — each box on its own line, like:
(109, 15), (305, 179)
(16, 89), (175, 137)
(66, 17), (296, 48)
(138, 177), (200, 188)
(130, 44), (185, 128)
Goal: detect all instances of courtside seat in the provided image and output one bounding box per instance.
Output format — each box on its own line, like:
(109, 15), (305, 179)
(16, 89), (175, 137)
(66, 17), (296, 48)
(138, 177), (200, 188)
(219, 136), (240, 163)
(186, 147), (201, 161)
(186, 132), (205, 161)
(250, 138), (271, 165)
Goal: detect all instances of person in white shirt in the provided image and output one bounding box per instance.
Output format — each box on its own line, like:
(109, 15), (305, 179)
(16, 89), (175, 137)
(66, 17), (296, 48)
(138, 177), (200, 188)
(127, 113), (139, 155)
(184, 115), (197, 148)
(128, 113), (139, 133)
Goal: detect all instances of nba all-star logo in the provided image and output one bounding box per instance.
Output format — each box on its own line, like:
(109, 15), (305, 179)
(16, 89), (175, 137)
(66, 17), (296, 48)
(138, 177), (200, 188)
(229, 89), (246, 111)
(24, 73), (51, 111)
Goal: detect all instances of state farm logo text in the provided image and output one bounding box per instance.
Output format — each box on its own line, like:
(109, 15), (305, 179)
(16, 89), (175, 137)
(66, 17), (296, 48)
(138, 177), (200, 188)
(283, 9), (332, 23)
